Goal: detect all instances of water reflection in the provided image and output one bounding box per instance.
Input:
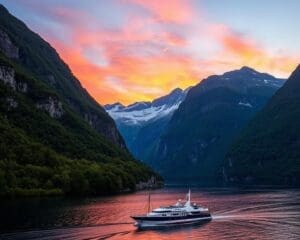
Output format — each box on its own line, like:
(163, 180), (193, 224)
(0, 188), (299, 239)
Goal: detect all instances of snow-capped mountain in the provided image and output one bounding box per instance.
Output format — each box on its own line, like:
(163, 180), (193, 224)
(104, 88), (189, 161)
(105, 88), (189, 125)
(104, 66), (285, 175)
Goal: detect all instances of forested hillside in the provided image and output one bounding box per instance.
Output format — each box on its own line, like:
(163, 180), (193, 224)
(0, 5), (160, 197)
(224, 65), (300, 186)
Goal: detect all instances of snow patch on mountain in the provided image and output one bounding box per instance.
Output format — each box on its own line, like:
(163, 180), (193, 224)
(105, 88), (189, 125)
(238, 101), (253, 108)
(108, 102), (182, 125)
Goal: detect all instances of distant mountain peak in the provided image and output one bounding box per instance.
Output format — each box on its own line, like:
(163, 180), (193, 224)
(127, 101), (151, 108)
(226, 66), (262, 77)
(105, 87), (189, 125)
(240, 66), (257, 72)
(236, 66), (282, 81)
(124, 101), (151, 112)
(109, 102), (124, 107)
(198, 67), (285, 93)
(170, 87), (183, 93)
(104, 102), (125, 111)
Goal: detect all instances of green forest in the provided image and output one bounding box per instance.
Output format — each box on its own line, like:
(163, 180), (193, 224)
(0, 5), (161, 197)
(224, 66), (300, 186)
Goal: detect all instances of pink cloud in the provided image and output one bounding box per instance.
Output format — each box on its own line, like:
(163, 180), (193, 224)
(13, 0), (299, 104)
(125, 0), (196, 24)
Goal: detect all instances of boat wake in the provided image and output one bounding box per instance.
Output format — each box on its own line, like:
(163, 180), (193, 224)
(211, 202), (300, 228)
(1, 189), (299, 240)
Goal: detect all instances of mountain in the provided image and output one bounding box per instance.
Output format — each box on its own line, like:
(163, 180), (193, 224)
(149, 67), (285, 184)
(105, 88), (189, 160)
(0, 5), (125, 149)
(223, 65), (300, 186)
(0, 5), (159, 197)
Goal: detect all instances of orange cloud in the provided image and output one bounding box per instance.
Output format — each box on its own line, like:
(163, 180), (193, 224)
(51, 29), (200, 105)
(50, 21), (299, 105)
(205, 24), (300, 77)
(23, 1), (299, 105)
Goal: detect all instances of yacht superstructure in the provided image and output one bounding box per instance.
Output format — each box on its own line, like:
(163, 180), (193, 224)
(131, 190), (211, 228)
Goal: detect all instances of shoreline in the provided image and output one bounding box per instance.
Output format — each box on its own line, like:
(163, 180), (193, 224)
(0, 180), (164, 199)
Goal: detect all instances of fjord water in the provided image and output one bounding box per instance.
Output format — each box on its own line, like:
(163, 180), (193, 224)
(0, 188), (299, 240)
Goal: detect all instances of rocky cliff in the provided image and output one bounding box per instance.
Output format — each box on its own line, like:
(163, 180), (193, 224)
(0, 5), (125, 149)
(0, 5), (160, 197)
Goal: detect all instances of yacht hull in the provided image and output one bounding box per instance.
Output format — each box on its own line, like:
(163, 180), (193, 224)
(132, 214), (212, 228)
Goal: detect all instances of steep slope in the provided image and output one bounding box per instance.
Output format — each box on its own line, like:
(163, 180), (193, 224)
(105, 88), (189, 160)
(0, 6), (159, 196)
(150, 67), (285, 184)
(0, 5), (124, 148)
(224, 65), (300, 186)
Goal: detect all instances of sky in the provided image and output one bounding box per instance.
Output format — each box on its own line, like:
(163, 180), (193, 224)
(1, 0), (300, 105)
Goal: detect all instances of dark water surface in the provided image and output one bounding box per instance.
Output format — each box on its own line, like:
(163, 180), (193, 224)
(0, 188), (299, 239)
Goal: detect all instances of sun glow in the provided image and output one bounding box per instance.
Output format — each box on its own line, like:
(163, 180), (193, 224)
(9, 0), (300, 105)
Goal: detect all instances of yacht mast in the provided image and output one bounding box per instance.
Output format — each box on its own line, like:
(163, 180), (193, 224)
(185, 189), (191, 206)
(147, 191), (151, 213)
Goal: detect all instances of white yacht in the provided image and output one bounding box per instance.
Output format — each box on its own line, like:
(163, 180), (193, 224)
(131, 190), (211, 228)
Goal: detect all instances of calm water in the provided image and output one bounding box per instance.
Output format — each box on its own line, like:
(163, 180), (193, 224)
(0, 188), (299, 240)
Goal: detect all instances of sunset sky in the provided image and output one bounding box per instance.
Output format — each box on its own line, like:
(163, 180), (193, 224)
(1, 0), (300, 105)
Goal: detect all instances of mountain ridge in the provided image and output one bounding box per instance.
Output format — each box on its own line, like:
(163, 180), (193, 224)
(104, 87), (189, 161)
(223, 64), (300, 186)
(0, 5), (160, 197)
(147, 67), (285, 183)
(0, 4), (125, 148)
